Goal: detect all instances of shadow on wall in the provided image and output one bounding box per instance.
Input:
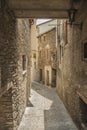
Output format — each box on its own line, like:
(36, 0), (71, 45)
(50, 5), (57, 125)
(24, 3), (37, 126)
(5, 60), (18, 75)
(27, 100), (34, 107)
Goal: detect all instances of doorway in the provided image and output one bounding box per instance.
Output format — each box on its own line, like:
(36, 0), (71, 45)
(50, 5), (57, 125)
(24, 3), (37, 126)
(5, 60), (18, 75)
(46, 70), (49, 85)
(52, 69), (56, 87)
(40, 69), (42, 81)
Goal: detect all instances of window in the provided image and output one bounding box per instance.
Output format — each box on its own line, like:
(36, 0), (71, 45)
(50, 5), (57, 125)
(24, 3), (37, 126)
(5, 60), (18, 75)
(39, 51), (42, 58)
(33, 53), (36, 59)
(46, 49), (49, 59)
(44, 36), (46, 41)
(39, 37), (41, 42)
(84, 43), (87, 58)
(22, 55), (26, 71)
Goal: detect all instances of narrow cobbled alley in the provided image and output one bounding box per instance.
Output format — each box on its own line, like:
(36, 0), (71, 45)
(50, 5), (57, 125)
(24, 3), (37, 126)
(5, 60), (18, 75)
(18, 82), (78, 130)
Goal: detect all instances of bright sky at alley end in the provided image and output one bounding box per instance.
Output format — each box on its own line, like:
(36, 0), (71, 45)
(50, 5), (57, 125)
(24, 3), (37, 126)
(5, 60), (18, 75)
(36, 19), (51, 25)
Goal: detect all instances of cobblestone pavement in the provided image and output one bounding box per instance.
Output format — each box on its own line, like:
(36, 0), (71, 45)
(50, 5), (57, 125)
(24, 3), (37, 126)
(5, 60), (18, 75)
(18, 82), (78, 130)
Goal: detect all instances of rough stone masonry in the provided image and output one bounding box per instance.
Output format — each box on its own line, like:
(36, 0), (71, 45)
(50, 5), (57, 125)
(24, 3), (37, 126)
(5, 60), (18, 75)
(56, 3), (87, 129)
(0, 5), (31, 130)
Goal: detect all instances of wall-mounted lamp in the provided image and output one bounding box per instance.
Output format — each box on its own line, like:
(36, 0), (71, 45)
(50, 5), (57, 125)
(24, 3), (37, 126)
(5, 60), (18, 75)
(67, 7), (83, 30)
(67, 0), (83, 30)
(68, 8), (77, 25)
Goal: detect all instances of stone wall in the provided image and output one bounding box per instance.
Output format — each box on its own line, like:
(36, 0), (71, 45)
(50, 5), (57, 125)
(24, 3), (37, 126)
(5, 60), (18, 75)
(56, 10), (87, 129)
(0, 6), (31, 130)
(13, 19), (31, 130)
(30, 19), (39, 82)
(38, 28), (57, 85)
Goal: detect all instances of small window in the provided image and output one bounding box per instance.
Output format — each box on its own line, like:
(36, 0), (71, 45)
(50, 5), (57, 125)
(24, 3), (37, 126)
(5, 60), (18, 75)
(46, 49), (49, 59)
(39, 37), (41, 42)
(44, 36), (46, 41)
(39, 51), (42, 58)
(84, 43), (87, 58)
(33, 53), (36, 58)
(22, 55), (26, 71)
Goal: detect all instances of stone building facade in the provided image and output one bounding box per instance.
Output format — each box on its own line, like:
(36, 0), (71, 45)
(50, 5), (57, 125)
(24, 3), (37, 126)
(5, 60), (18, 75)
(56, 15), (87, 129)
(0, 7), (31, 130)
(30, 19), (39, 82)
(37, 26), (57, 87)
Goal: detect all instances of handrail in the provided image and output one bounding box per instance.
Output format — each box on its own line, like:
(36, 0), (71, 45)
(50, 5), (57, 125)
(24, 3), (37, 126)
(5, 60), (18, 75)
(77, 90), (87, 105)
(0, 82), (13, 97)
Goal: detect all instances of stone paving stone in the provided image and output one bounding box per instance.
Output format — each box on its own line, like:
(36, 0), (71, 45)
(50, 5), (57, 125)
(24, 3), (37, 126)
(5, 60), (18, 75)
(18, 82), (78, 130)
(25, 108), (44, 116)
